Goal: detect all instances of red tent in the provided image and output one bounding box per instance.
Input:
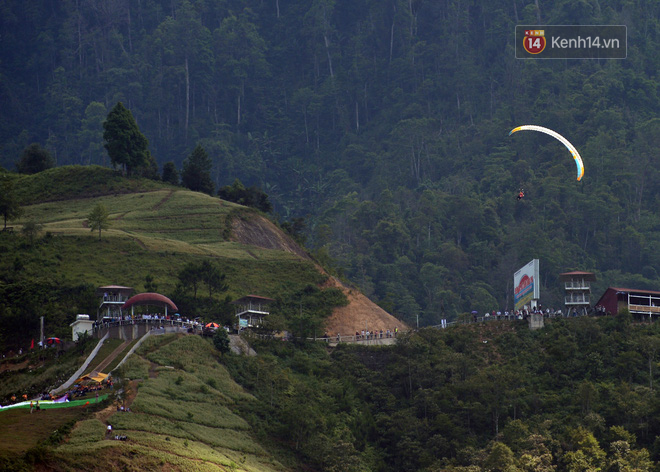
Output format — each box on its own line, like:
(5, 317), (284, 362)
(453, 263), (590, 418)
(205, 322), (219, 329)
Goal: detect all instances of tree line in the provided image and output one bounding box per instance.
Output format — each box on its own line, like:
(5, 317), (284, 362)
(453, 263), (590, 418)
(226, 315), (660, 471)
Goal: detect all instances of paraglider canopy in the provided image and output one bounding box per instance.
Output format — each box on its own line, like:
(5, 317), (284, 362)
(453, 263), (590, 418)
(509, 125), (584, 181)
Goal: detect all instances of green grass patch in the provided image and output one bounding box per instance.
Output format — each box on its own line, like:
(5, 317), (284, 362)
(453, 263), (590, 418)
(10, 166), (167, 205)
(56, 439), (285, 472)
(142, 336), (252, 399)
(18, 188), (239, 247)
(129, 387), (249, 429)
(65, 418), (107, 446)
(117, 356), (150, 380)
(109, 430), (238, 467)
(1, 232), (322, 303)
(0, 405), (88, 455)
(107, 413), (264, 455)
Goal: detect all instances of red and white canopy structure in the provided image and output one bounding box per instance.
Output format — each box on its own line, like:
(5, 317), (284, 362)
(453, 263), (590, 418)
(122, 292), (178, 317)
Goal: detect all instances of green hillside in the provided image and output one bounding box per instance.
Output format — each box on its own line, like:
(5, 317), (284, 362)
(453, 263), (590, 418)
(0, 166), (327, 349)
(10, 166), (297, 260)
(53, 335), (291, 472)
(0, 167), (347, 471)
(2, 1), (660, 325)
(0, 334), (293, 471)
(9, 166), (167, 205)
(222, 316), (660, 472)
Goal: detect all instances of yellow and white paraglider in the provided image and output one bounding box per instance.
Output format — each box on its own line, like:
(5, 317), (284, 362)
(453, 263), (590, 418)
(509, 125), (584, 181)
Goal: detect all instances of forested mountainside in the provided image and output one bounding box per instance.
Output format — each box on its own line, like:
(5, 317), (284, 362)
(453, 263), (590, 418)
(227, 317), (660, 472)
(1, 0), (660, 324)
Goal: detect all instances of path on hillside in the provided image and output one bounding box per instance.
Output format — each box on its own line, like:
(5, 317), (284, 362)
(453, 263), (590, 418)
(151, 189), (176, 211)
(95, 380), (138, 425)
(98, 334), (182, 432)
(87, 340), (131, 375)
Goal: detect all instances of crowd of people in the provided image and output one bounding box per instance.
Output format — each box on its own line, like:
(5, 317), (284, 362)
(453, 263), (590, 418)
(8, 378), (114, 406)
(353, 328), (397, 340)
(330, 328), (399, 342)
(98, 313), (198, 324)
(68, 380), (111, 399)
(474, 306), (569, 323)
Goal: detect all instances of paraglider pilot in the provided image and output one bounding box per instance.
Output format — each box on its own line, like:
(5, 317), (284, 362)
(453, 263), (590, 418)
(516, 188), (525, 201)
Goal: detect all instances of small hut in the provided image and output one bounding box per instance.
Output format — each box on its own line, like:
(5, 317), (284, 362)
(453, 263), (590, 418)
(231, 295), (275, 329)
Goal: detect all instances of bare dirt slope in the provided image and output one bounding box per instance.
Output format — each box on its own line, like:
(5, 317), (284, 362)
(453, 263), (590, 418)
(322, 276), (408, 336)
(231, 212), (408, 335)
(231, 213), (311, 260)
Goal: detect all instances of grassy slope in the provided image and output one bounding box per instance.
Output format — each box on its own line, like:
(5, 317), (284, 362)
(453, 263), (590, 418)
(53, 334), (289, 472)
(10, 165), (166, 205)
(8, 166), (324, 298)
(0, 167), (325, 468)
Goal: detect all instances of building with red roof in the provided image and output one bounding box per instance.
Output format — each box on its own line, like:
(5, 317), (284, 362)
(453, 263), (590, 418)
(594, 287), (660, 321)
(122, 292), (178, 317)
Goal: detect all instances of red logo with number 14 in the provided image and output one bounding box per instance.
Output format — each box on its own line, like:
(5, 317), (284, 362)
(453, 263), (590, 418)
(523, 30), (546, 54)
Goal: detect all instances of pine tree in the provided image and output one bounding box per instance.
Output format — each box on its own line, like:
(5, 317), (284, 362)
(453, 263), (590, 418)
(103, 102), (149, 177)
(162, 161), (179, 185)
(181, 145), (214, 195)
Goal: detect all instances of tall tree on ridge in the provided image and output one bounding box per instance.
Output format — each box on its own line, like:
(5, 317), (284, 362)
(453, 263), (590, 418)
(103, 102), (149, 177)
(182, 145), (214, 195)
(162, 161), (179, 186)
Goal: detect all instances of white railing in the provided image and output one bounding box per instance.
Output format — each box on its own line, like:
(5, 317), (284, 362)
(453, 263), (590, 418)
(565, 294), (590, 304)
(564, 281), (590, 289)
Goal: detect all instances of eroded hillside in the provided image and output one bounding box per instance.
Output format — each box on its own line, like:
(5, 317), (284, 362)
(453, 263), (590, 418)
(228, 213), (408, 335)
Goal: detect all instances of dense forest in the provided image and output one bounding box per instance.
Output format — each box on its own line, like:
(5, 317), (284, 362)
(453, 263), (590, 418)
(1, 0), (660, 325)
(227, 317), (660, 471)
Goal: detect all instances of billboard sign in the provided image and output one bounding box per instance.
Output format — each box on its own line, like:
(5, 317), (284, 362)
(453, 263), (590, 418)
(514, 259), (540, 310)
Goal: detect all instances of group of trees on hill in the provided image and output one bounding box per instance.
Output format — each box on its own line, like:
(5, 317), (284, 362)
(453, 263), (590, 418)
(172, 260), (231, 322)
(1, 0), (660, 324)
(101, 103), (273, 212)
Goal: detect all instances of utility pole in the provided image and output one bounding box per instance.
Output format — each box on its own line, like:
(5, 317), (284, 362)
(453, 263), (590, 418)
(40, 316), (44, 349)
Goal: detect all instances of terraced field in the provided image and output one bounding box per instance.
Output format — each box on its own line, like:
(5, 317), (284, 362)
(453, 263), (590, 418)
(54, 334), (290, 471)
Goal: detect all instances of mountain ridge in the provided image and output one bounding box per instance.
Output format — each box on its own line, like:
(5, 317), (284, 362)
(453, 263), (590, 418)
(4, 165), (403, 340)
